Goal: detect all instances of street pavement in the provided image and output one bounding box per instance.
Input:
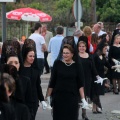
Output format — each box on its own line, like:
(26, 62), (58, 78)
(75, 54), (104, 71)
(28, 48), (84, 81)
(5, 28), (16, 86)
(36, 73), (120, 120)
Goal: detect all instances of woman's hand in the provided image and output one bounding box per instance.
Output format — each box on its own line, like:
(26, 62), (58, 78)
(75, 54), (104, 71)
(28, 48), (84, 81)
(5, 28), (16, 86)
(81, 98), (88, 109)
(41, 101), (47, 110)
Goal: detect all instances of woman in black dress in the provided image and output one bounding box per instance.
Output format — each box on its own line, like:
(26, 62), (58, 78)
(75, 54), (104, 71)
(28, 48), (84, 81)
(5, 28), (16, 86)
(19, 47), (47, 120)
(46, 44), (88, 120)
(5, 55), (33, 116)
(1, 40), (33, 117)
(0, 69), (30, 120)
(108, 34), (120, 94)
(93, 42), (110, 113)
(77, 37), (98, 119)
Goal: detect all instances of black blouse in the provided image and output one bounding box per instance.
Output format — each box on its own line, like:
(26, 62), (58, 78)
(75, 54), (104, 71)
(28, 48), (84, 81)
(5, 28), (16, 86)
(49, 60), (84, 95)
(108, 46), (120, 65)
(20, 66), (44, 103)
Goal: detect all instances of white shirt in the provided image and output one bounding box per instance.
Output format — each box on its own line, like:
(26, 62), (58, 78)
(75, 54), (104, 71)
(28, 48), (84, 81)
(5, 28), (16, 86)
(74, 36), (79, 44)
(98, 30), (106, 36)
(29, 33), (45, 58)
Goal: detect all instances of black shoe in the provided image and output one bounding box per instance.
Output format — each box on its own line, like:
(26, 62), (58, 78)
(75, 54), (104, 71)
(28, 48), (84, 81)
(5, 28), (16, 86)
(113, 90), (119, 94)
(44, 71), (50, 74)
(82, 113), (89, 120)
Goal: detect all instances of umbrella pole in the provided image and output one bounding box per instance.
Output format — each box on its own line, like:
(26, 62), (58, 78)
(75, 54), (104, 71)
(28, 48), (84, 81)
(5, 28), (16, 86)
(26, 21), (28, 38)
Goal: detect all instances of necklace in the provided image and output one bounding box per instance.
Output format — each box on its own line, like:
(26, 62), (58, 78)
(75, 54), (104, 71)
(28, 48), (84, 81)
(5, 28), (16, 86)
(62, 60), (74, 66)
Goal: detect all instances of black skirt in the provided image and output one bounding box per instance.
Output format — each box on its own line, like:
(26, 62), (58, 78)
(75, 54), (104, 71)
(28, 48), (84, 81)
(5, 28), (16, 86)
(111, 69), (120, 79)
(52, 91), (78, 120)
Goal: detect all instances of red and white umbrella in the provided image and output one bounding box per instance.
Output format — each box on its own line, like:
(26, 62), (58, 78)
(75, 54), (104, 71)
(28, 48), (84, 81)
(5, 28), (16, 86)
(6, 7), (52, 37)
(6, 7), (52, 22)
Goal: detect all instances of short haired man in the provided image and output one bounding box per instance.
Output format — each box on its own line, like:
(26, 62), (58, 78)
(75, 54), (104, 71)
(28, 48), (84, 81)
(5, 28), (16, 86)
(29, 22), (47, 75)
(48, 26), (64, 68)
(73, 29), (83, 44)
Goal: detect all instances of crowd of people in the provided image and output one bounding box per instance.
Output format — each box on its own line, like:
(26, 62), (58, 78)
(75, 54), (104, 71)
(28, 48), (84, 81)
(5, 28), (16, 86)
(0, 22), (120, 120)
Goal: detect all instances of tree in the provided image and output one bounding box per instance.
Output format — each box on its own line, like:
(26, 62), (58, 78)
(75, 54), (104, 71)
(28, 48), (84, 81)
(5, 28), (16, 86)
(97, 0), (120, 22)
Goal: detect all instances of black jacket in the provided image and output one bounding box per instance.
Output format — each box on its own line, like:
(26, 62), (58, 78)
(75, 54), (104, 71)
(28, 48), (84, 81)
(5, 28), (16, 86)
(19, 66), (44, 104)
(0, 102), (15, 120)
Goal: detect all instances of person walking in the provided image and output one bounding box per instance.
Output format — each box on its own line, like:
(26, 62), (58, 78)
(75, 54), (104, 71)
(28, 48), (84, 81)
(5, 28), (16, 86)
(77, 37), (98, 119)
(92, 42), (111, 113)
(20, 46), (47, 120)
(46, 44), (88, 120)
(108, 34), (120, 94)
(29, 22), (47, 75)
(41, 24), (53, 74)
(48, 26), (64, 69)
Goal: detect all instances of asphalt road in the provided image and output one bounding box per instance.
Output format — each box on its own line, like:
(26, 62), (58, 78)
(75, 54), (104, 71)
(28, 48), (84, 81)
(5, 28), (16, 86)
(35, 79), (120, 120)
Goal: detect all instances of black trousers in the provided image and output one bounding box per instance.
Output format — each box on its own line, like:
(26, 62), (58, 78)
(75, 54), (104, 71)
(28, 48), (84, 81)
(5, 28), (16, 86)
(37, 58), (44, 76)
(44, 51), (50, 73)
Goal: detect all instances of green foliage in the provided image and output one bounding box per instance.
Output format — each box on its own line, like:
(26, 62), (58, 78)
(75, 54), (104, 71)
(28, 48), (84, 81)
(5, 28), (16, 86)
(27, 2), (43, 10)
(6, 3), (15, 12)
(56, 0), (73, 9)
(97, 0), (120, 22)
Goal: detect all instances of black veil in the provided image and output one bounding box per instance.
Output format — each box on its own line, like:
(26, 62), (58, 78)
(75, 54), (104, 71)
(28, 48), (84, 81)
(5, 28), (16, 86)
(111, 29), (120, 46)
(21, 39), (38, 69)
(77, 36), (89, 53)
(1, 40), (23, 65)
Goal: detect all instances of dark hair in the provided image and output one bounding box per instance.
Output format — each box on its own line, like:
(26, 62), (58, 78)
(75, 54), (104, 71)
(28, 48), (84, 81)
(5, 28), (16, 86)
(77, 36), (89, 53)
(22, 47), (35, 62)
(31, 28), (35, 34)
(91, 33), (98, 44)
(0, 73), (9, 102)
(95, 42), (108, 56)
(22, 39), (38, 69)
(63, 44), (74, 54)
(6, 53), (19, 64)
(34, 22), (41, 31)
(111, 28), (120, 45)
(56, 26), (64, 34)
(1, 64), (18, 80)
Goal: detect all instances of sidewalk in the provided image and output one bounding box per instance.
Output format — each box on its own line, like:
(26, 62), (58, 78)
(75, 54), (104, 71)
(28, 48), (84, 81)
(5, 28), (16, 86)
(41, 72), (51, 80)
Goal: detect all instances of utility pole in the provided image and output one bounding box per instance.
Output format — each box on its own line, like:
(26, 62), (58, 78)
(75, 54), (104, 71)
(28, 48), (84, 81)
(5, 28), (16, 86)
(91, 0), (96, 23)
(1, 2), (6, 42)
(73, 0), (82, 30)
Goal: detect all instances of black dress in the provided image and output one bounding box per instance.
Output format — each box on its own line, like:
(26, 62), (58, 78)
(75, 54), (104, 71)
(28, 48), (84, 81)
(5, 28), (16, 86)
(49, 60), (84, 120)
(19, 66), (44, 120)
(78, 55), (97, 97)
(19, 75), (33, 117)
(93, 53), (110, 95)
(108, 46), (120, 79)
